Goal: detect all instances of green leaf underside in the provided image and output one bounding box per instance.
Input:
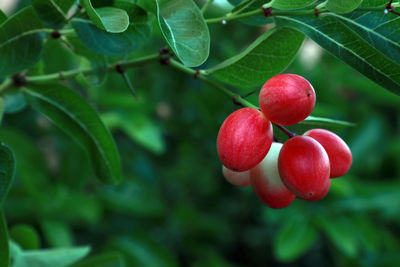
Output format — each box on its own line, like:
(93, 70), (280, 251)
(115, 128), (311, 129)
(273, 0), (317, 10)
(72, 4), (151, 56)
(274, 216), (317, 262)
(11, 242), (90, 267)
(24, 84), (121, 184)
(82, 0), (130, 33)
(275, 16), (400, 95)
(302, 116), (356, 127)
(331, 11), (400, 63)
(156, 0), (210, 67)
(0, 7), (45, 77)
(207, 28), (305, 87)
(30, 0), (75, 29)
(0, 211), (9, 267)
(0, 143), (15, 206)
(326, 0), (363, 13)
(96, 7), (130, 33)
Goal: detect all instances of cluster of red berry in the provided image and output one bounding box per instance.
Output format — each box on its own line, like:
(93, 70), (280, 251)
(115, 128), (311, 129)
(217, 74), (352, 209)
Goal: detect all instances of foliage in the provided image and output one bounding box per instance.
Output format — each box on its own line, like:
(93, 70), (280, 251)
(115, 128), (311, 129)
(0, 0), (399, 266)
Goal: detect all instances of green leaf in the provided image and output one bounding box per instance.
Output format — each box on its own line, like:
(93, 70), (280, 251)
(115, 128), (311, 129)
(10, 224), (40, 250)
(300, 116), (356, 128)
(71, 252), (124, 267)
(72, 4), (151, 56)
(0, 7), (45, 77)
(0, 10), (7, 24)
(67, 36), (107, 85)
(102, 112), (165, 154)
(275, 15), (400, 95)
(274, 216), (318, 262)
(41, 220), (73, 248)
(331, 11), (400, 63)
(0, 128), (47, 198)
(273, 0), (317, 10)
(207, 28), (304, 87)
(0, 143), (15, 206)
(156, 0), (210, 67)
(109, 236), (178, 267)
(30, 0), (75, 29)
(0, 98), (4, 125)
(4, 92), (27, 114)
(0, 211), (9, 267)
(11, 241), (90, 267)
(23, 84), (122, 184)
(316, 217), (359, 257)
(359, 0), (387, 7)
(82, 0), (129, 33)
(326, 0), (363, 13)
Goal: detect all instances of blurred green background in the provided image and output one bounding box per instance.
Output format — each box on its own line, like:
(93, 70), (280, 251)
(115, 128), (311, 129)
(2, 0), (400, 266)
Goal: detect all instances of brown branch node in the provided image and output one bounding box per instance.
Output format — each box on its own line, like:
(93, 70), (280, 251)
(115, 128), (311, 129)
(11, 73), (27, 88)
(262, 7), (272, 17)
(314, 8), (320, 17)
(194, 70), (200, 79)
(115, 63), (124, 74)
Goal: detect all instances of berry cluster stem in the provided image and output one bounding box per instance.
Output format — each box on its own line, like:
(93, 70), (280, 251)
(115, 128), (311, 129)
(274, 124), (297, 138)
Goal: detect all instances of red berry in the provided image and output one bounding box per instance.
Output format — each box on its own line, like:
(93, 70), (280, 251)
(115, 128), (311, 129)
(250, 142), (296, 209)
(278, 136), (330, 201)
(217, 108), (273, 172)
(259, 74), (316, 125)
(304, 129), (352, 178)
(222, 166), (251, 186)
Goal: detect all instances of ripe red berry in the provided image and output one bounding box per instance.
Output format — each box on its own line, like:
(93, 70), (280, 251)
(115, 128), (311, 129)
(217, 108), (273, 172)
(222, 166), (251, 186)
(259, 74), (316, 125)
(304, 129), (352, 178)
(278, 136), (330, 201)
(250, 142), (296, 209)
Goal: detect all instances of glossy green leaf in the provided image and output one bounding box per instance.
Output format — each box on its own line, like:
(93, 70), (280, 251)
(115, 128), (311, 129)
(71, 252), (124, 267)
(67, 36), (107, 85)
(274, 216), (318, 262)
(10, 224), (40, 250)
(273, 0), (317, 10)
(24, 84), (122, 184)
(316, 217), (359, 257)
(30, 0), (75, 29)
(331, 11), (400, 63)
(207, 28), (304, 87)
(0, 7), (45, 77)
(326, 0), (363, 13)
(0, 10), (7, 24)
(156, 0), (210, 67)
(82, 0), (129, 33)
(275, 15), (400, 95)
(72, 4), (151, 56)
(301, 116), (356, 128)
(0, 211), (9, 267)
(0, 143), (15, 206)
(11, 241), (90, 267)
